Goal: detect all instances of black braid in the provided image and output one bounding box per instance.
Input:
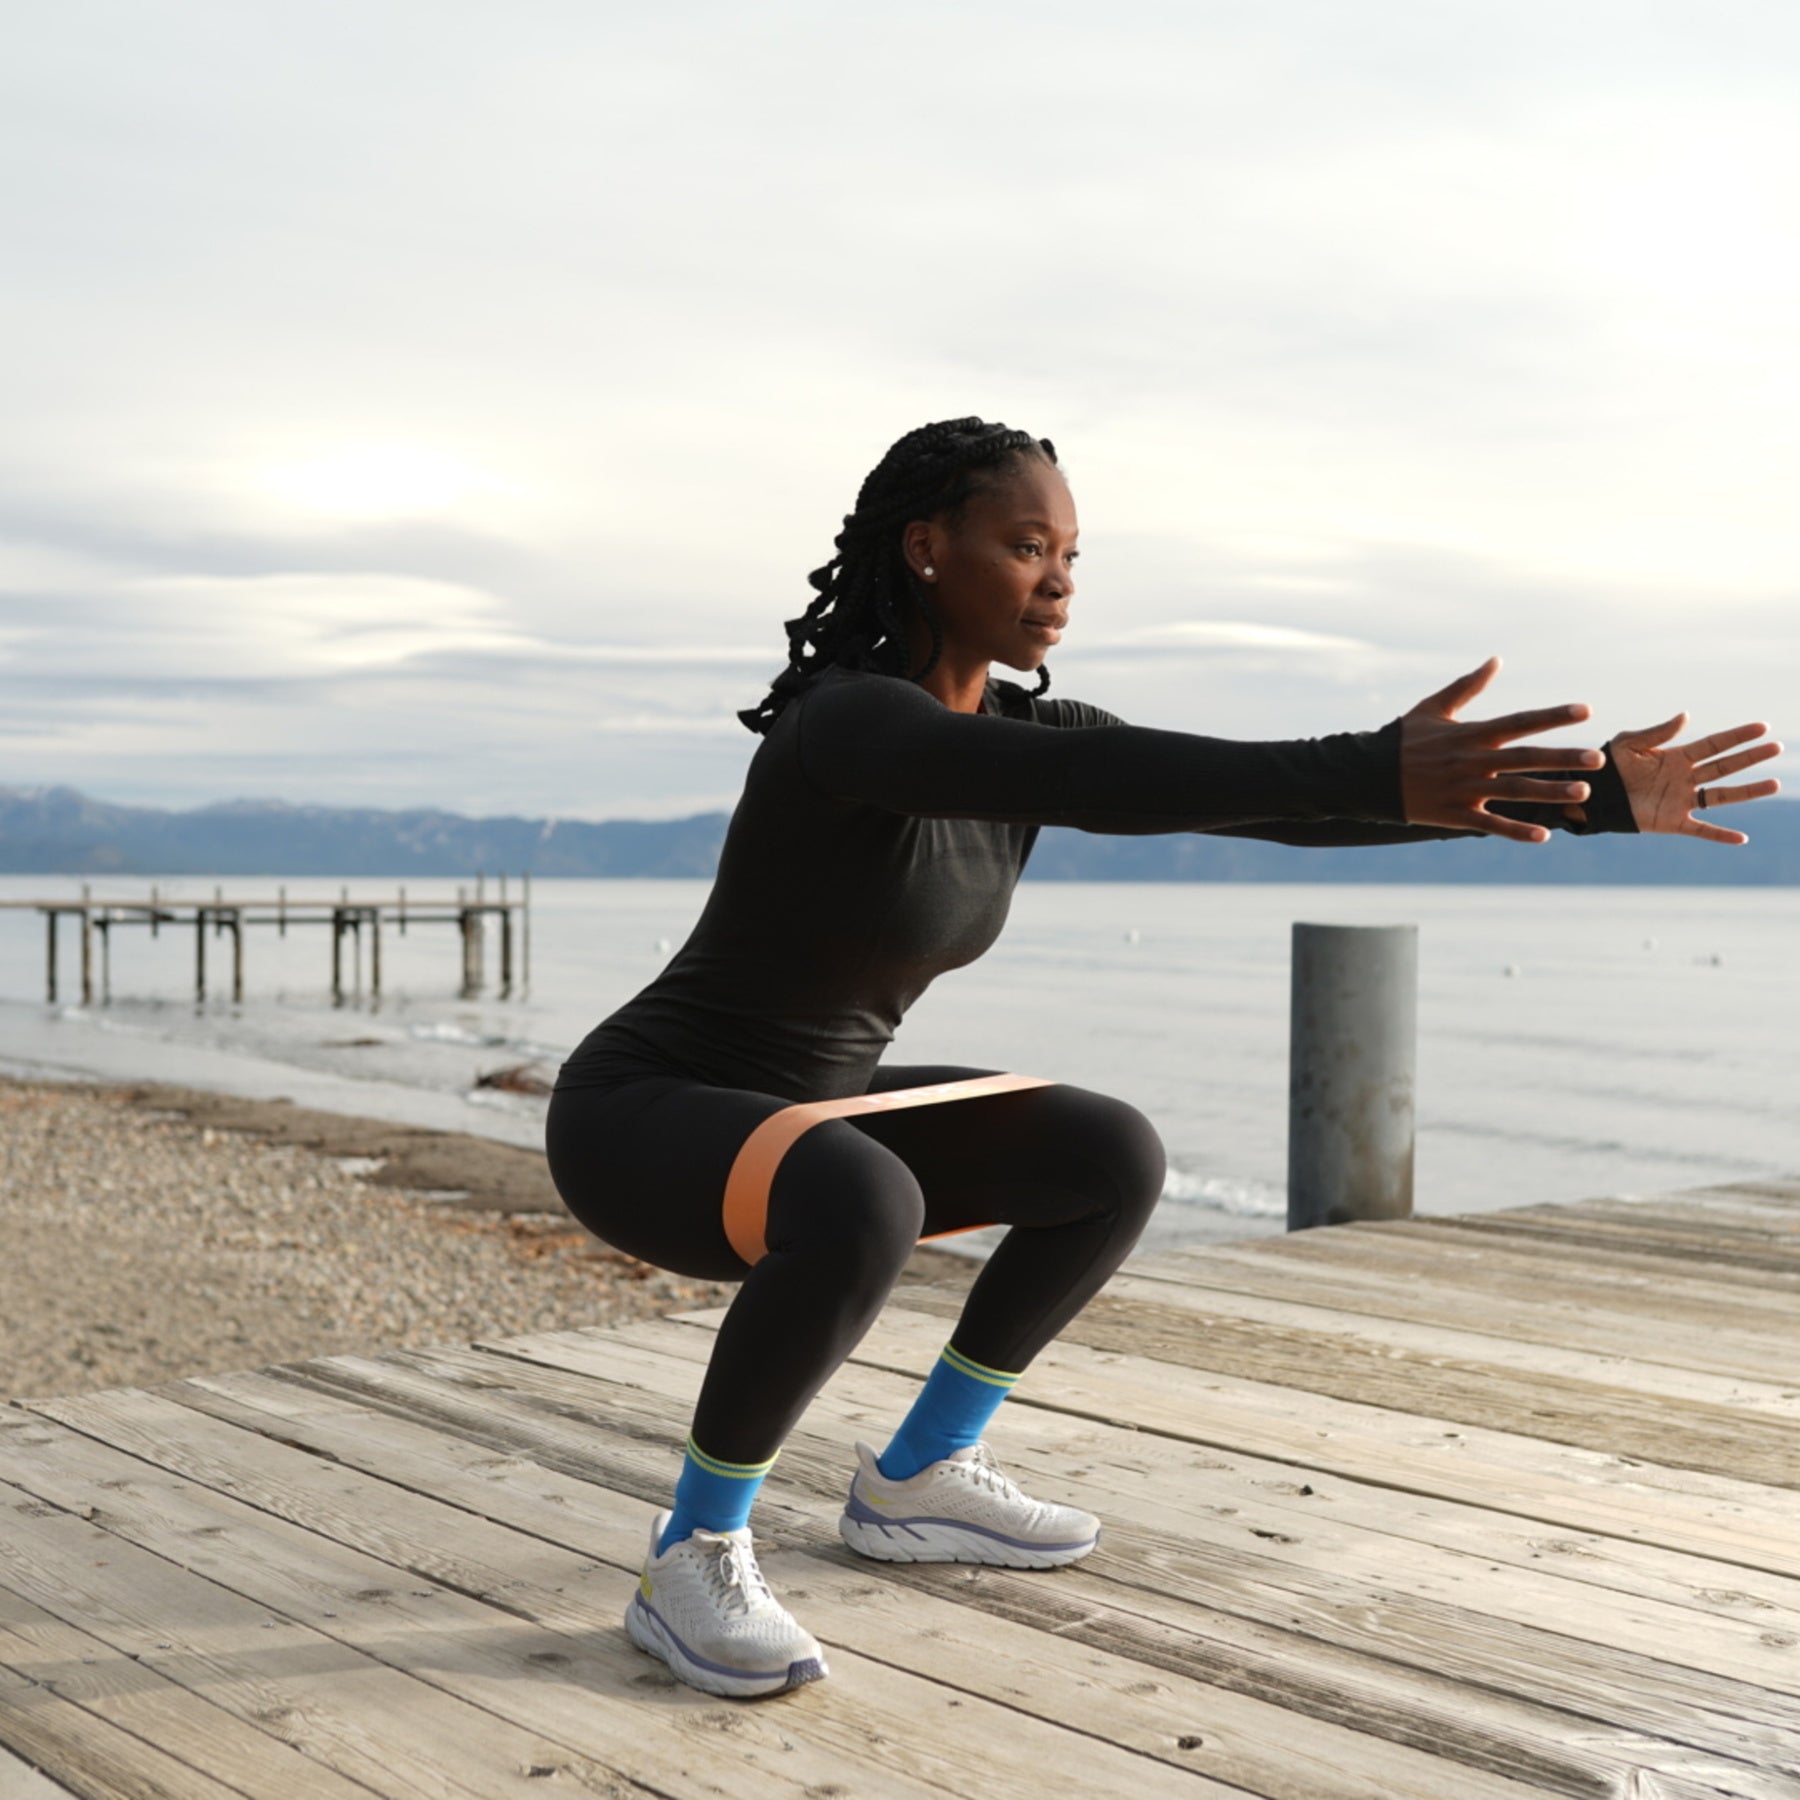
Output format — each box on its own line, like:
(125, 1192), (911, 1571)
(739, 417), (1059, 733)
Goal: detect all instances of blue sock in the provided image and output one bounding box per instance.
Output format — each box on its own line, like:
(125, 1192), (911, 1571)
(877, 1343), (1021, 1481)
(657, 1437), (777, 1556)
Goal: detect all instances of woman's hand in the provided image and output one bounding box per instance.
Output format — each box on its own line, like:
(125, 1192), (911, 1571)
(1400, 657), (1603, 844)
(1606, 714), (1783, 844)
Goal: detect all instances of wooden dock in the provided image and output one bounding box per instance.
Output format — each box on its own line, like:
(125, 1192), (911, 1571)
(8, 876), (530, 1007)
(3, 1182), (1797, 1799)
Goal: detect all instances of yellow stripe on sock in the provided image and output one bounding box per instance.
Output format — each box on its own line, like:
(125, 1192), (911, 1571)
(941, 1344), (1022, 1390)
(685, 1436), (780, 1480)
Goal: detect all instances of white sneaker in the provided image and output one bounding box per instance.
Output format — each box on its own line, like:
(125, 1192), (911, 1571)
(839, 1440), (1101, 1568)
(625, 1511), (827, 1698)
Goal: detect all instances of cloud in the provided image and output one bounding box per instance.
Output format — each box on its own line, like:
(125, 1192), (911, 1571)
(1, 1), (1793, 814)
(1077, 621), (1369, 655)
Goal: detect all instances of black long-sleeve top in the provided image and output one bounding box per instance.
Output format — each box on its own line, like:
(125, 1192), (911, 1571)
(555, 666), (1634, 1100)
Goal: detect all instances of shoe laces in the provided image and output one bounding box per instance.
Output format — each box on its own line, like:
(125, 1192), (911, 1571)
(953, 1442), (1027, 1503)
(698, 1533), (775, 1619)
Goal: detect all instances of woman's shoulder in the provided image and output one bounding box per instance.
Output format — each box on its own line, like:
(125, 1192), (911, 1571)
(988, 678), (1125, 731)
(790, 665), (937, 727)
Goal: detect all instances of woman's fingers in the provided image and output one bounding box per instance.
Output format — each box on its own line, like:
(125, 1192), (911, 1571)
(1687, 819), (1751, 846)
(1694, 740), (1784, 782)
(1412, 656), (1501, 720)
(1681, 720), (1774, 762)
(1486, 777), (1592, 804)
(1612, 712), (1687, 750)
(1479, 702), (1594, 744)
(1468, 809), (1552, 845)
(1487, 743), (1606, 772)
(1700, 777), (1782, 808)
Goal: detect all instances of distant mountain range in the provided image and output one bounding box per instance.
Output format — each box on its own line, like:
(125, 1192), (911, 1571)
(3, 783), (1796, 884)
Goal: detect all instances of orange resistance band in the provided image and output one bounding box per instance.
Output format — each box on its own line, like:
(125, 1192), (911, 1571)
(720, 1073), (1056, 1267)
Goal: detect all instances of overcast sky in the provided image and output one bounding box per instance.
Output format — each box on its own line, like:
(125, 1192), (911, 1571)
(3, 0), (1794, 822)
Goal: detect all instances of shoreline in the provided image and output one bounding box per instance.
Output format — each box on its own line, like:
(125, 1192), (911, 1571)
(0, 1074), (973, 1401)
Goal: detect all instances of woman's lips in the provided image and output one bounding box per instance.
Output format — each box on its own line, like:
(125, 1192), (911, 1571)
(1023, 616), (1066, 642)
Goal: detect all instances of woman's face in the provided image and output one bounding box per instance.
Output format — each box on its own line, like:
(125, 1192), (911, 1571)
(904, 457), (1079, 674)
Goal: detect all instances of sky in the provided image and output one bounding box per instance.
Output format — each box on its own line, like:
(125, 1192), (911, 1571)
(3, 0), (1795, 822)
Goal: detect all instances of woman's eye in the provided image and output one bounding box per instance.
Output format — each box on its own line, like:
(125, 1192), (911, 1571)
(1017, 543), (1042, 556)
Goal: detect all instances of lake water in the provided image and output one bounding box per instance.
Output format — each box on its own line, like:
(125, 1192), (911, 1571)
(2, 875), (1794, 1252)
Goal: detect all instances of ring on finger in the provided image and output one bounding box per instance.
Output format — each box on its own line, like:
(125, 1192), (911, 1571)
(1697, 787), (1710, 809)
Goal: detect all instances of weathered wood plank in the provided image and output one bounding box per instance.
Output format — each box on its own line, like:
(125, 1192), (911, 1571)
(0, 1655), (251, 1800)
(1185, 1223), (1800, 1333)
(1411, 1209), (1800, 1275)
(0, 1464), (662, 1798)
(561, 1312), (1800, 1634)
(1551, 1195), (1800, 1237)
(5, 1400), (1232, 1800)
(736, 1303), (1800, 1578)
(0, 1448), (857, 1800)
(1091, 1269), (1800, 1419)
(480, 1320), (1800, 1700)
(887, 1276), (1800, 1488)
(1158, 1221), (1800, 1328)
(250, 1344), (1789, 1800)
(1132, 1238), (1800, 1380)
(0, 1582), (381, 1800)
(162, 1364), (1575, 1800)
(0, 1729), (86, 1800)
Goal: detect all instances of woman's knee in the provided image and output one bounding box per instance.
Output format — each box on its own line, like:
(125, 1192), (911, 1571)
(766, 1119), (924, 1291)
(1058, 1088), (1168, 1225)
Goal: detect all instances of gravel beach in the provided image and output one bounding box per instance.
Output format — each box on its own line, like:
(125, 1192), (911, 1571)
(0, 1077), (971, 1400)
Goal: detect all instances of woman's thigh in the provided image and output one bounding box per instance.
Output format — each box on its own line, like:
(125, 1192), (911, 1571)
(858, 1063), (1166, 1236)
(545, 1078), (786, 1281)
(545, 1076), (929, 1284)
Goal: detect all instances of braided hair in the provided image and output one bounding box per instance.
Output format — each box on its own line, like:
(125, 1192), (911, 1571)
(739, 416), (1058, 733)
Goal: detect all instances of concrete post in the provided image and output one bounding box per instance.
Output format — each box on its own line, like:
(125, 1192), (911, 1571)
(230, 910), (244, 1003)
(1287, 922), (1418, 1231)
(369, 908), (382, 1001)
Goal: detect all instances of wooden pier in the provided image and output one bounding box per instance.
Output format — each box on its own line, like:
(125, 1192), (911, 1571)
(7, 876), (530, 1007)
(3, 1181), (1798, 1798)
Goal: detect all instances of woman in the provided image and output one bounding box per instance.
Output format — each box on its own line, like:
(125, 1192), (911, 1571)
(546, 417), (1779, 1700)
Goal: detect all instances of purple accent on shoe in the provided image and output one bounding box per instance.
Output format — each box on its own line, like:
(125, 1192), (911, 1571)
(844, 1488), (892, 1528)
(631, 1593), (814, 1687)
(845, 1486), (1095, 1554)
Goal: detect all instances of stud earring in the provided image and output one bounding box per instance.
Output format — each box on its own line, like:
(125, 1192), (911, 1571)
(922, 565), (936, 579)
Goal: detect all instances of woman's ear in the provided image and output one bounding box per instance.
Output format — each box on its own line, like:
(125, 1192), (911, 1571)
(901, 519), (939, 580)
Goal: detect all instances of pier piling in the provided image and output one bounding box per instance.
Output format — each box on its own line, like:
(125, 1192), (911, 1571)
(1287, 921), (1418, 1230)
(80, 885), (94, 1006)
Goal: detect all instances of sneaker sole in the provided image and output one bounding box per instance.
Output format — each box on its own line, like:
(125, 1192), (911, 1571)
(839, 1511), (1097, 1569)
(625, 1594), (827, 1699)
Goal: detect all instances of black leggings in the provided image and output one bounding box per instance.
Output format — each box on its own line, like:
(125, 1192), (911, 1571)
(544, 1064), (1166, 1465)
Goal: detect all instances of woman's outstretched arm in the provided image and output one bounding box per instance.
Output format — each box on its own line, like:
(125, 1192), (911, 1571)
(792, 656), (1605, 837)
